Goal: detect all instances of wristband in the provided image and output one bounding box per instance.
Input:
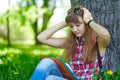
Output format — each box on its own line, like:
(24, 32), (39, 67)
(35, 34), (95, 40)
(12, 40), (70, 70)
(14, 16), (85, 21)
(87, 20), (93, 27)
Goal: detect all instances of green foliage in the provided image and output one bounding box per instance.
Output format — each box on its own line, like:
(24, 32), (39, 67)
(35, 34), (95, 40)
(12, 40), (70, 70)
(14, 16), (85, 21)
(0, 44), (64, 80)
(1, 44), (120, 80)
(90, 68), (120, 80)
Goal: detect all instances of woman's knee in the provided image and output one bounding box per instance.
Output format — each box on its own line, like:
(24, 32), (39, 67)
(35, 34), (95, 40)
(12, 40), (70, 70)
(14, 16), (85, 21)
(36, 58), (56, 70)
(32, 58), (62, 76)
(31, 58), (63, 80)
(38, 58), (62, 76)
(30, 58), (57, 80)
(45, 75), (67, 80)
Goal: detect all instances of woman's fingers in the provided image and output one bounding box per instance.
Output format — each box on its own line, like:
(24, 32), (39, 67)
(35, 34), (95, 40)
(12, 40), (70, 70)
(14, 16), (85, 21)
(82, 7), (92, 16)
(81, 7), (93, 23)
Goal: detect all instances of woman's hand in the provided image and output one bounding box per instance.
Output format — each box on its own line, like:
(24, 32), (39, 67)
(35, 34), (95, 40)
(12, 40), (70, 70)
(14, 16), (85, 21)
(81, 7), (93, 24)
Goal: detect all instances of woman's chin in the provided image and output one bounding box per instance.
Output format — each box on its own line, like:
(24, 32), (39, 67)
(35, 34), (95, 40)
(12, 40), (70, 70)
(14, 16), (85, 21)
(76, 34), (82, 37)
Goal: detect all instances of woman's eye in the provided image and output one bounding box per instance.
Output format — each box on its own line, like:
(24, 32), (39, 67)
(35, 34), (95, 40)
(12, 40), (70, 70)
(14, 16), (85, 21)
(70, 26), (73, 28)
(76, 24), (80, 27)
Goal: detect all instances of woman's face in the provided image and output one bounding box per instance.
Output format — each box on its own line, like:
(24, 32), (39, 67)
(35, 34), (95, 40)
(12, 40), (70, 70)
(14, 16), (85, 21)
(69, 16), (85, 37)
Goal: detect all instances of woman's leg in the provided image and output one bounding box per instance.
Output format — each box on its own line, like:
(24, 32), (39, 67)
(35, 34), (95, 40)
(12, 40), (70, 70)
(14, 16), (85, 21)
(45, 75), (67, 80)
(30, 58), (63, 80)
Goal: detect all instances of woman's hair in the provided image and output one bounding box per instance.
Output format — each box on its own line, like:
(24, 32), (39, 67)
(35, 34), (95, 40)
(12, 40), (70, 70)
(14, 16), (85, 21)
(65, 7), (97, 63)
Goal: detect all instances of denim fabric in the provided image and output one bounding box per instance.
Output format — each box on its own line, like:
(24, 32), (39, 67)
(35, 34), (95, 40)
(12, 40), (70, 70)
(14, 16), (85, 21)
(45, 75), (67, 80)
(30, 58), (66, 80)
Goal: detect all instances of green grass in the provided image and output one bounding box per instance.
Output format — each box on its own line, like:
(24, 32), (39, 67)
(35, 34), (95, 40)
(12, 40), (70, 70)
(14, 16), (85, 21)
(0, 44), (64, 80)
(1, 44), (120, 80)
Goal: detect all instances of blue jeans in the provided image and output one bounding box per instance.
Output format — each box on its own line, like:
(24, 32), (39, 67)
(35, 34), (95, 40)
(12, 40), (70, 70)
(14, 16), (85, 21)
(30, 58), (67, 80)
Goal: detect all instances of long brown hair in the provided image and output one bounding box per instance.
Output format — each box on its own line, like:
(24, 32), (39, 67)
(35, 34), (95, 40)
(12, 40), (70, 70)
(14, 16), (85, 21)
(65, 8), (97, 63)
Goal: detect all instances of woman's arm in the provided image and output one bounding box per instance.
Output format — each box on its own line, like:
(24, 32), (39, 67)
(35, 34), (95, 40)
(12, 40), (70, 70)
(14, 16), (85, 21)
(37, 21), (68, 48)
(82, 7), (110, 53)
(89, 21), (110, 47)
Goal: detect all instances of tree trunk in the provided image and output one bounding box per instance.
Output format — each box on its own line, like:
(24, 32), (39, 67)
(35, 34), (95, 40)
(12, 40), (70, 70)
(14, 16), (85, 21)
(33, 19), (40, 45)
(40, 0), (55, 32)
(70, 0), (120, 72)
(6, 16), (10, 47)
(7, 0), (10, 47)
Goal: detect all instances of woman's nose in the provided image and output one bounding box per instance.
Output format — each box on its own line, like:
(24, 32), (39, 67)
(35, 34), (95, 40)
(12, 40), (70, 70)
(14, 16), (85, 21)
(73, 27), (77, 32)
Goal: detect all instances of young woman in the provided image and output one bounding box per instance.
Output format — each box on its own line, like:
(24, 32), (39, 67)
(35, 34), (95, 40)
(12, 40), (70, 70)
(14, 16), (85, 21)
(30, 6), (110, 80)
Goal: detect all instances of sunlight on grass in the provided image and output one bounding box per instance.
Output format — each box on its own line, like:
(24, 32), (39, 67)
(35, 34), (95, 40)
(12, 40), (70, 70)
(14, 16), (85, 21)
(0, 44), (64, 80)
(1, 44), (120, 80)
(0, 48), (22, 55)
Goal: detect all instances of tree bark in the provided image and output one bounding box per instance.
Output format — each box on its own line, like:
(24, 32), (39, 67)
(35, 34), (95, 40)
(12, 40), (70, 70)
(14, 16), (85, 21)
(33, 19), (40, 45)
(70, 0), (120, 72)
(6, 16), (10, 47)
(7, 0), (10, 47)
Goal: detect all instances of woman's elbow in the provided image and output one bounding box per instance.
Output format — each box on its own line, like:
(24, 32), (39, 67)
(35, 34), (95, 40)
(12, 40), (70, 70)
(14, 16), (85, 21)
(102, 31), (111, 43)
(103, 31), (110, 39)
(37, 35), (44, 43)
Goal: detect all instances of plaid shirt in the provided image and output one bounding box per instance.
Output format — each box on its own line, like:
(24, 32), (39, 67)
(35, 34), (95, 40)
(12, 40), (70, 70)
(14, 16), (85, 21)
(69, 37), (104, 80)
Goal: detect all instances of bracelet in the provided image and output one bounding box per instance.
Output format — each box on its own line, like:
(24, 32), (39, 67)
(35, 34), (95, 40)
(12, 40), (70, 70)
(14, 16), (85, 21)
(87, 20), (93, 27)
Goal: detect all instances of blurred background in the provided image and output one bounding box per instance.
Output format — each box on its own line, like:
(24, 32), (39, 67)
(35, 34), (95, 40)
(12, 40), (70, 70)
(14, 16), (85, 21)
(0, 0), (71, 45)
(0, 0), (71, 79)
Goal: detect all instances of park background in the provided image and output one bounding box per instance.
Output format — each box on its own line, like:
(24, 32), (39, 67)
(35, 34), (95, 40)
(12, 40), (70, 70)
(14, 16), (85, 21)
(1, 0), (120, 80)
(0, 0), (71, 80)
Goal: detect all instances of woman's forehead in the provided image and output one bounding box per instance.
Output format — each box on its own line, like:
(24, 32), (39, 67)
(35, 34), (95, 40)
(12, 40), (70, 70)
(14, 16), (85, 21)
(72, 16), (83, 23)
(69, 23), (79, 25)
(68, 18), (83, 25)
